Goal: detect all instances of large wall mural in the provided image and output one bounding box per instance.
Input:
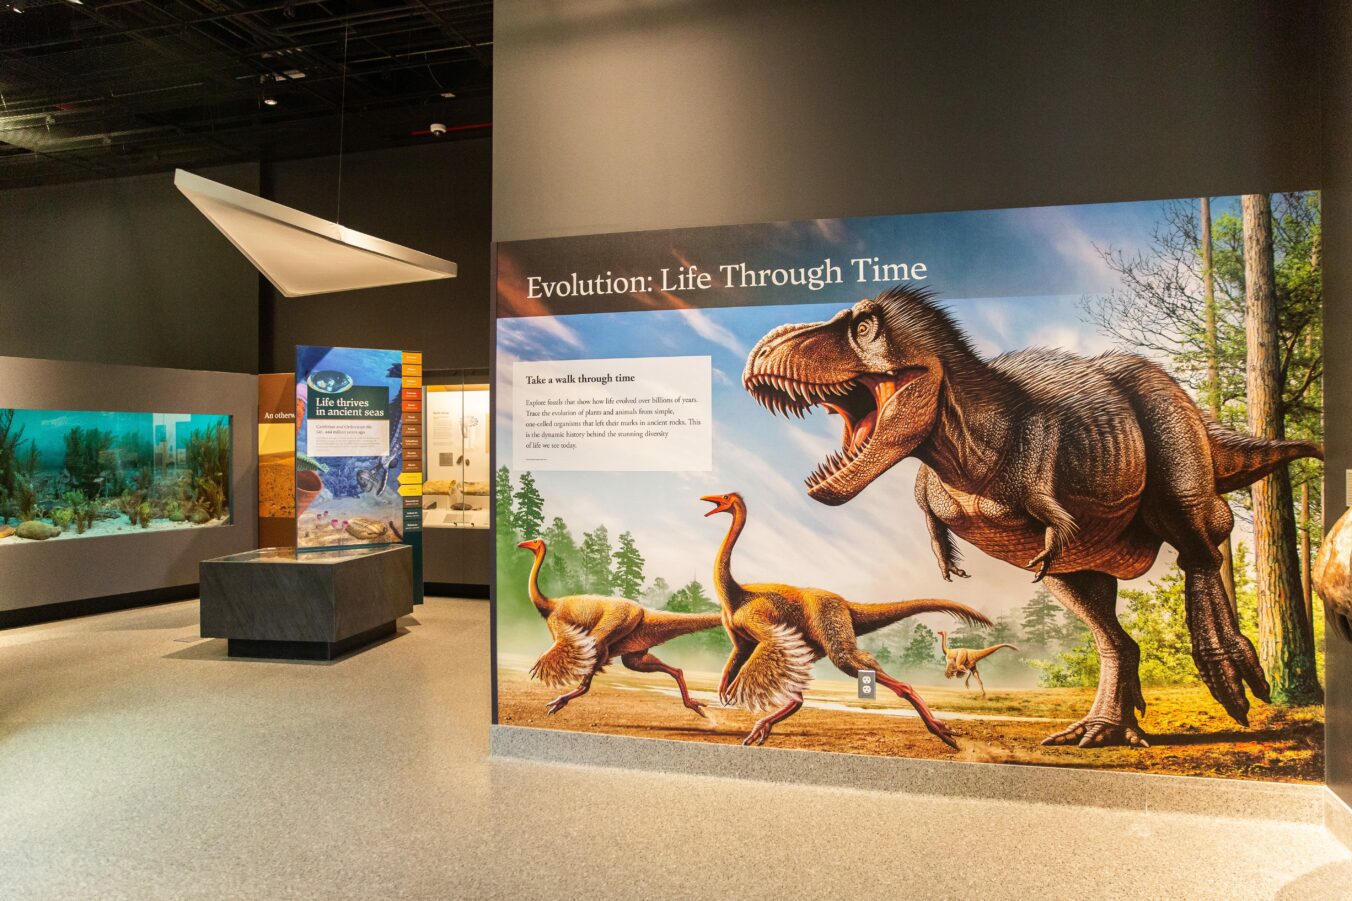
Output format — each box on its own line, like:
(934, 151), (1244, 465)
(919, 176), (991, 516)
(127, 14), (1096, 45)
(494, 193), (1325, 782)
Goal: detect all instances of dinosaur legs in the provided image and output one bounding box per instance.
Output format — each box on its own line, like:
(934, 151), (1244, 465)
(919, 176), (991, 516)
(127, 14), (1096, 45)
(545, 672), (596, 715)
(622, 651), (707, 717)
(825, 633), (958, 749)
(964, 667), (986, 698)
(1041, 570), (1149, 748)
(743, 698), (804, 746)
(1182, 560), (1269, 725)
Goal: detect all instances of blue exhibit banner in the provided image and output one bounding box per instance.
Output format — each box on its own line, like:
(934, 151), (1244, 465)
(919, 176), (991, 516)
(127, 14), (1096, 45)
(295, 344), (424, 602)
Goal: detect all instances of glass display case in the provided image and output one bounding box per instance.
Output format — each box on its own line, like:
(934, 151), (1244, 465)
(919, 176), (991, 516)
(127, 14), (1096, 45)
(422, 373), (490, 529)
(0, 406), (231, 544)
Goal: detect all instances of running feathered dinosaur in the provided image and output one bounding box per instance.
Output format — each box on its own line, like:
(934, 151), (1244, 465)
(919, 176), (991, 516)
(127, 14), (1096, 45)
(743, 285), (1321, 748)
(700, 492), (991, 748)
(937, 630), (1017, 698)
(517, 538), (719, 716)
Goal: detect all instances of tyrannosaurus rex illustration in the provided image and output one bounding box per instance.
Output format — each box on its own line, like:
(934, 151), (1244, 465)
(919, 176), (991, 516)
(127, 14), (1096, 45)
(742, 285), (1321, 748)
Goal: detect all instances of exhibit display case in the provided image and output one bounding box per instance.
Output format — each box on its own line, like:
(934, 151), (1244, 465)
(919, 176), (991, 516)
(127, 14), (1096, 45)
(422, 373), (490, 529)
(0, 406), (231, 545)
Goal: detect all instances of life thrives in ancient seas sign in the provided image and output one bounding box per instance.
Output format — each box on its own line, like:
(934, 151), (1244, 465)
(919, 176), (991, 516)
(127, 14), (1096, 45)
(294, 345), (425, 602)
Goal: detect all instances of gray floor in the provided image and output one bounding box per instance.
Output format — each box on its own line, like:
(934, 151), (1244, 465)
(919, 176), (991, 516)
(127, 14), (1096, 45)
(2, 597), (1351, 900)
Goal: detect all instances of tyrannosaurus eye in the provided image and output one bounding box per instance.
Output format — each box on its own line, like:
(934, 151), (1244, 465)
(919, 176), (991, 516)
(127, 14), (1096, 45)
(853, 314), (877, 342)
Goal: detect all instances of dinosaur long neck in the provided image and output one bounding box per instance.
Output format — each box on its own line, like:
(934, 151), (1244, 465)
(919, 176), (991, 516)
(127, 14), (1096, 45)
(917, 351), (1019, 493)
(713, 508), (747, 611)
(939, 632), (950, 656)
(526, 548), (554, 616)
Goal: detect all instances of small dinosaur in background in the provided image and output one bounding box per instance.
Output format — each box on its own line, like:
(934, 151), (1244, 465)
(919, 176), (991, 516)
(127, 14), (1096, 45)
(701, 492), (991, 748)
(516, 538), (719, 717)
(744, 285), (1321, 747)
(936, 630), (1017, 698)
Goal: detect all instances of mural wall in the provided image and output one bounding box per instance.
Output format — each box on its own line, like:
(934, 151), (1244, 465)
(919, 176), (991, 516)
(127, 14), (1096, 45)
(494, 194), (1325, 782)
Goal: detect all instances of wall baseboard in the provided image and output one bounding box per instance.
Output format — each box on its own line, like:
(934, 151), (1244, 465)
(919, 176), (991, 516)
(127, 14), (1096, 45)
(0, 584), (198, 631)
(491, 724), (1325, 825)
(425, 582), (489, 600)
(1326, 787), (1352, 851)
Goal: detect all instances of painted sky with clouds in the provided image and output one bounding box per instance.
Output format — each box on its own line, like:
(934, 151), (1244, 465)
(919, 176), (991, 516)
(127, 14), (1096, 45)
(496, 196), (1268, 627)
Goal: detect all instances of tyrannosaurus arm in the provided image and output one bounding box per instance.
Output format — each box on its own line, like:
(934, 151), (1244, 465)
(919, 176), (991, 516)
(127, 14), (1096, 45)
(1024, 490), (1077, 582)
(916, 470), (968, 581)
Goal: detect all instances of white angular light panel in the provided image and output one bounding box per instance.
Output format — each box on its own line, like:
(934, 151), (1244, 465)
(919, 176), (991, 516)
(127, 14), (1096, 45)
(174, 169), (456, 297)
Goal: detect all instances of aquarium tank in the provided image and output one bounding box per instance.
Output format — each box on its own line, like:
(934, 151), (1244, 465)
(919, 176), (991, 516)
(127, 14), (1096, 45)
(0, 407), (231, 544)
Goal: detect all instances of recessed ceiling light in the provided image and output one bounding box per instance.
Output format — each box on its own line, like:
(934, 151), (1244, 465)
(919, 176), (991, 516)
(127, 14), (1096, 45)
(439, 91), (456, 99)
(262, 96), (279, 107)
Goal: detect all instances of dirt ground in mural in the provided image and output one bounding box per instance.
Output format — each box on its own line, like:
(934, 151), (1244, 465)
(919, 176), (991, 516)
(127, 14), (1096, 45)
(496, 662), (1323, 783)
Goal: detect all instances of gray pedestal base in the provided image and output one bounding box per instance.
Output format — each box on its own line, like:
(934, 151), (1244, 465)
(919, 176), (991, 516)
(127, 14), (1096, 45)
(200, 545), (413, 661)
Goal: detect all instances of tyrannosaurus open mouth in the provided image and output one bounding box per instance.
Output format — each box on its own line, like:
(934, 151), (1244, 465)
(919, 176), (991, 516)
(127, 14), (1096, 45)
(744, 367), (927, 495)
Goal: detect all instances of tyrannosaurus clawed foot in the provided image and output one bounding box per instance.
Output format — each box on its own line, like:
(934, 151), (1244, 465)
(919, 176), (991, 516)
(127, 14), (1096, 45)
(1191, 633), (1269, 726)
(1041, 718), (1150, 748)
(1185, 570), (1270, 726)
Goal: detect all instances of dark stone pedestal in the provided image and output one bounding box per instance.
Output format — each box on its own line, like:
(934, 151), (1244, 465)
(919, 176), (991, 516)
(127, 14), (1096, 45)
(200, 545), (413, 660)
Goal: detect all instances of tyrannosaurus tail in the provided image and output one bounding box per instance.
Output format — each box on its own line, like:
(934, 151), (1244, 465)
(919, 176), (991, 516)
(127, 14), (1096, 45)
(1208, 422), (1322, 494)
(848, 599), (992, 637)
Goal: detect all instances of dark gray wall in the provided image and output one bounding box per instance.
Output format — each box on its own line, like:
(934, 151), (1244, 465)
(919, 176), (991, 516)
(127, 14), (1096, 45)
(1321, 1), (1352, 812)
(495, 0), (1318, 241)
(0, 163), (261, 373)
(262, 138), (492, 373)
(0, 355), (258, 614)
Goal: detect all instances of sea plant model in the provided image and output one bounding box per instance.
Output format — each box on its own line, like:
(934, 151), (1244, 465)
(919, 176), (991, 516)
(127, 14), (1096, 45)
(0, 407), (230, 544)
(516, 538), (723, 716)
(743, 285), (1321, 748)
(700, 492), (991, 747)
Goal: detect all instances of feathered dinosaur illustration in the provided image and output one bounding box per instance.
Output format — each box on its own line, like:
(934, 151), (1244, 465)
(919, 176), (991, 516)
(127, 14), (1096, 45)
(700, 492), (991, 748)
(517, 538), (720, 716)
(743, 285), (1322, 748)
(936, 630), (1017, 698)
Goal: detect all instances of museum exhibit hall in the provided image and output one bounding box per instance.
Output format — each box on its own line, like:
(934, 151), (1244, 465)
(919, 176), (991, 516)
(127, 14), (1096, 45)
(7, 1), (1352, 898)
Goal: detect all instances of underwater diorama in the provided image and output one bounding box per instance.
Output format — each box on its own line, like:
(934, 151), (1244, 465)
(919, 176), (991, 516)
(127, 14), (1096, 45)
(0, 407), (231, 544)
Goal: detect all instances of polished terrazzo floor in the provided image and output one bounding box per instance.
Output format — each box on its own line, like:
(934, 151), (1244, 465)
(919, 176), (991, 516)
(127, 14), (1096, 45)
(2, 597), (1351, 900)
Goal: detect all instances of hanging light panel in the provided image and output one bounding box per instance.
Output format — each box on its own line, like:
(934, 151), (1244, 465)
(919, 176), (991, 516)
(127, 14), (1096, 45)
(174, 169), (457, 297)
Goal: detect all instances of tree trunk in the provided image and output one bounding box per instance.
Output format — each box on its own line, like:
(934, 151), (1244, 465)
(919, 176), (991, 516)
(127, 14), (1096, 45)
(1243, 194), (1322, 705)
(1201, 197), (1237, 609)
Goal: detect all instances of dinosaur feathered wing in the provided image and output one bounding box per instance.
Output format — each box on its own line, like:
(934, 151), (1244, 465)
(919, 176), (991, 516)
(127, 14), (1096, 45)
(727, 624), (815, 712)
(530, 623), (597, 687)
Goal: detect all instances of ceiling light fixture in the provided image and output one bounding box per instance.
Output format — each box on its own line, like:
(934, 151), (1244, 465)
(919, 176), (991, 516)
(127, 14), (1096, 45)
(174, 170), (457, 297)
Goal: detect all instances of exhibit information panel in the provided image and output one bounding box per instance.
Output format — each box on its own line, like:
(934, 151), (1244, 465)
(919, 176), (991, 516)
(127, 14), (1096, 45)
(423, 382), (490, 529)
(0, 406), (230, 544)
(258, 373), (297, 548)
(494, 194), (1326, 782)
(295, 345), (424, 602)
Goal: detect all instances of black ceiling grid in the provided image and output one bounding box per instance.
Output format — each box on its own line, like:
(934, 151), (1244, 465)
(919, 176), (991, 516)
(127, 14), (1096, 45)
(0, 0), (493, 189)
